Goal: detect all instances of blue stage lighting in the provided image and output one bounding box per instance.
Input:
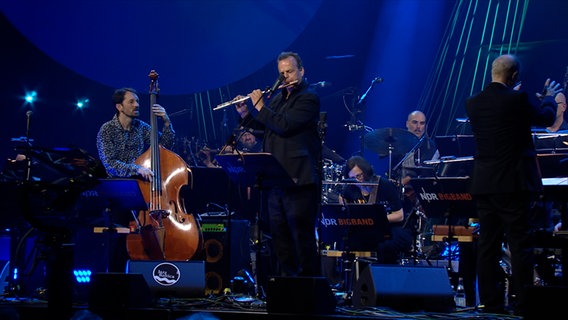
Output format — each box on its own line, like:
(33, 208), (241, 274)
(24, 91), (37, 104)
(76, 98), (89, 109)
(73, 269), (92, 283)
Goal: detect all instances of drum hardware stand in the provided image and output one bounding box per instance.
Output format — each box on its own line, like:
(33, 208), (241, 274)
(392, 134), (426, 181)
(401, 206), (427, 265)
(344, 84), (373, 157)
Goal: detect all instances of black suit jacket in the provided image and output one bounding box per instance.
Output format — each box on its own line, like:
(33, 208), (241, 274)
(465, 82), (556, 194)
(242, 80), (322, 186)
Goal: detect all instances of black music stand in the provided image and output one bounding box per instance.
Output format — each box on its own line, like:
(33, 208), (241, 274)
(410, 177), (477, 304)
(319, 203), (391, 252)
(94, 179), (147, 271)
(215, 153), (294, 188)
(215, 153), (294, 297)
(95, 178), (147, 213)
(319, 203), (391, 295)
(95, 178), (147, 230)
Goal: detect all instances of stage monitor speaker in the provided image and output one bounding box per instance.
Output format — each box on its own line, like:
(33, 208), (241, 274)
(525, 285), (568, 319)
(353, 264), (455, 312)
(126, 260), (205, 298)
(88, 273), (153, 312)
(201, 217), (251, 295)
(266, 276), (336, 315)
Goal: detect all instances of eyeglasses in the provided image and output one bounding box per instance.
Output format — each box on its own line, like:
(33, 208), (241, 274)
(349, 173), (364, 180)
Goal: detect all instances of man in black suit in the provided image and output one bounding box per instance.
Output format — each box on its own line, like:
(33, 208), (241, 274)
(465, 54), (562, 315)
(234, 51), (322, 277)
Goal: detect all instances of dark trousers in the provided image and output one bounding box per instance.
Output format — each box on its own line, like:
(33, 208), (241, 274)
(458, 241), (477, 307)
(476, 192), (534, 315)
(267, 184), (320, 277)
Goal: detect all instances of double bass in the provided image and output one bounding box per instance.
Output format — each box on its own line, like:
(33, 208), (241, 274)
(126, 70), (202, 261)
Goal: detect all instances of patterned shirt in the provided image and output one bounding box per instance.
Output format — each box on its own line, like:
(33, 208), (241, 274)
(96, 114), (175, 178)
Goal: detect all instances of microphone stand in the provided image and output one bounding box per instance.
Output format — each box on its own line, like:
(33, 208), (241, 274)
(392, 134), (426, 179)
(218, 84), (272, 298)
(357, 77), (382, 107)
(347, 78), (382, 156)
(25, 110), (33, 182)
(357, 79), (377, 106)
(344, 99), (371, 156)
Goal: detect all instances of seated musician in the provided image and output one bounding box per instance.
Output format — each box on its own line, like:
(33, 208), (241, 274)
(339, 155), (414, 264)
(395, 110), (439, 229)
(96, 87), (175, 271)
(236, 130), (262, 153)
(196, 130), (263, 168)
(398, 110), (440, 187)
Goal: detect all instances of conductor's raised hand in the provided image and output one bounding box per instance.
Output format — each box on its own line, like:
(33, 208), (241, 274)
(536, 78), (563, 99)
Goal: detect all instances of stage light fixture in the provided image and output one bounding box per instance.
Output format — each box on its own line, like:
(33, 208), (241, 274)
(73, 269), (92, 283)
(75, 98), (90, 109)
(24, 91), (37, 104)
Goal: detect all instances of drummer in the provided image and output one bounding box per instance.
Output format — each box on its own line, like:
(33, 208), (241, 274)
(398, 110), (440, 186)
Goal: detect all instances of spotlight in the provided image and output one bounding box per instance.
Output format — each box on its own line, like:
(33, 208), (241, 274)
(24, 91), (37, 104)
(76, 98), (90, 109)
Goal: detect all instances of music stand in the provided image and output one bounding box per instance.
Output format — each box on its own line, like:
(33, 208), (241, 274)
(410, 177), (476, 296)
(409, 177), (474, 228)
(215, 153), (294, 297)
(215, 153), (294, 188)
(94, 178), (147, 230)
(95, 178), (147, 213)
(93, 179), (147, 271)
(319, 202), (391, 296)
(319, 203), (391, 252)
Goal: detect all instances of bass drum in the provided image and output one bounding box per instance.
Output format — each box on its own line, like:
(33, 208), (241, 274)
(321, 159), (345, 204)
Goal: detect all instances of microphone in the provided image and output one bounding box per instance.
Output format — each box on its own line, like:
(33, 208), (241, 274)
(26, 110), (33, 141)
(456, 118), (470, 123)
(357, 76), (384, 105)
(267, 74), (285, 98)
(310, 81), (332, 88)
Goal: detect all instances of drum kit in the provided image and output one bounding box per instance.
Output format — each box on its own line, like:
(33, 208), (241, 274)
(321, 127), (422, 204)
(320, 127), (430, 274)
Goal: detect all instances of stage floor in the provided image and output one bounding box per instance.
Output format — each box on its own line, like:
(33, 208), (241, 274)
(0, 294), (524, 320)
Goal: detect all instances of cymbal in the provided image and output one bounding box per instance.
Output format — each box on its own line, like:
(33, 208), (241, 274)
(364, 127), (419, 157)
(322, 144), (345, 163)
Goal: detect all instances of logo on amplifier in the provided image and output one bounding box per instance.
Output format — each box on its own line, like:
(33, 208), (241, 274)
(152, 262), (181, 287)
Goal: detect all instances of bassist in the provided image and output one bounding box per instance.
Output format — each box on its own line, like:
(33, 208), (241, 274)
(96, 87), (174, 271)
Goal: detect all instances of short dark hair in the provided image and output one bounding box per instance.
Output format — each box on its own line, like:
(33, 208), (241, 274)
(278, 51), (303, 70)
(112, 87), (138, 105)
(112, 88), (137, 116)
